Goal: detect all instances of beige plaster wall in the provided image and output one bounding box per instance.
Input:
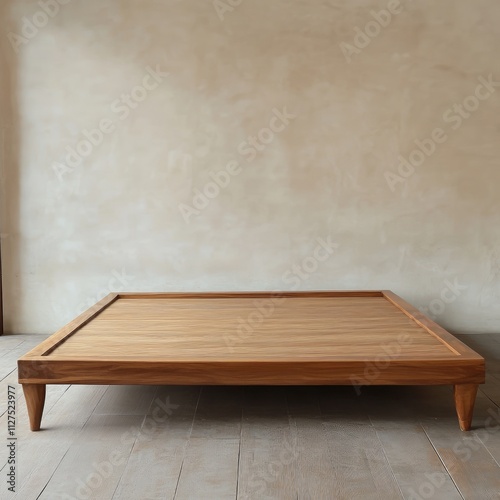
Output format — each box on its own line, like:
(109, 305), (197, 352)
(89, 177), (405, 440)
(0, 0), (499, 334)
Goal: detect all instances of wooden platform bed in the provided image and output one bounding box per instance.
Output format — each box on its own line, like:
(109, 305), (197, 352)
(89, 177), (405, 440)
(18, 291), (485, 432)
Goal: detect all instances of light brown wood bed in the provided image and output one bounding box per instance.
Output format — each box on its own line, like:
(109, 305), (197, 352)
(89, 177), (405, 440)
(18, 291), (485, 432)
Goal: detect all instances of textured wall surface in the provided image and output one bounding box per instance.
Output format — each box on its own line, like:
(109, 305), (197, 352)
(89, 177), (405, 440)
(0, 0), (499, 334)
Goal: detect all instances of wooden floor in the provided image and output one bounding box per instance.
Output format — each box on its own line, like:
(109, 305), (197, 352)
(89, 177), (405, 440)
(2, 333), (500, 499)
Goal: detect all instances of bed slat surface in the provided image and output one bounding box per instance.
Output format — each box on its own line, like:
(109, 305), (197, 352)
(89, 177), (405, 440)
(47, 296), (456, 360)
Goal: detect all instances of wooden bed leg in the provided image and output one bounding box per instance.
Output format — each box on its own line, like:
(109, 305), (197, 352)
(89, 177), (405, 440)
(23, 384), (46, 431)
(454, 384), (478, 431)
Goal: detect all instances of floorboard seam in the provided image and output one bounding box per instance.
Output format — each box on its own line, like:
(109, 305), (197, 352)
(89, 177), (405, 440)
(372, 426), (406, 500)
(479, 387), (500, 410)
(0, 367), (16, 387)
(34, 440), (74, 500)
(172, 387), (202, 500)
(172, 458), (185, 500)
(419, 422), (465, 500)
(109, 413), (146, 500)
(235, 423), (242, 500)
(285, 388), (299, 500)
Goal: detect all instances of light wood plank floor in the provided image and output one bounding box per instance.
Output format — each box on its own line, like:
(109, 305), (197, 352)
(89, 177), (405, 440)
(1, 333), (500, 499)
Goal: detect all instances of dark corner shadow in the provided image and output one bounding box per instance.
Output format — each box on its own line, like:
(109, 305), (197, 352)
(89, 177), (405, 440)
(0, 2), (20, 335)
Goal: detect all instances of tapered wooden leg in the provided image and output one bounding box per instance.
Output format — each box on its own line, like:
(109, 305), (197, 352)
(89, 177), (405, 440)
(23, 384), (46, 431)
(454, 384), (478, 431)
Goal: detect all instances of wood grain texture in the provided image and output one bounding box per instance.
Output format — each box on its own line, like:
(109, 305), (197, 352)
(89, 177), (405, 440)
(374, 422), (463, 499)
(0, 335), (25, 358)
(17, 359), (485, 385)
(1, 335), (47, 382)
(382, 291), (484, 358)
(22, 384), (45, 431)
(23, 293), (118, 357)
(37, 414), (143, 500)
(3, 383), (110, 495)
(238, 388), (297, 499)
(174, 438), (240, 500)
(111, 415), (195, 500)
(454, 384), (479, 431)
(422, 419), (500, 499)
(17, 291), (485, 432)
(46, 295), (456, 359)
(111, 386), (200, 500)
(295, 417), (402, 499)
(4, 333), (500, 499)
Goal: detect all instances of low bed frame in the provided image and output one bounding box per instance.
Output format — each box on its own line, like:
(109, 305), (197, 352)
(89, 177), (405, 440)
(18, 291), (485, 431)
